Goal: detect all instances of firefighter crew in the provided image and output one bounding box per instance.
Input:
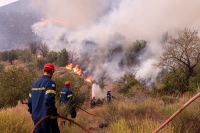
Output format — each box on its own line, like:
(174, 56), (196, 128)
(60, 81), (76, 125)
(90, 96), (96, 109)
(107, 89), (115, 103)
(27, 63), (60, 133)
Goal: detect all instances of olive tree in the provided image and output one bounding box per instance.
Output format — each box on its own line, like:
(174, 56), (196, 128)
(0, 66), (39, 108)
(155, 28), (200, 87)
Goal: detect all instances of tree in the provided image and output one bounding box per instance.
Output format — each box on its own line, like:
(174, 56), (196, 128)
(0, 66), (39, 108)
(57, 48), (69, 66)
(18, 49), (32, 64)
(124, 40), (146, 65)
(155, 28), (200, 86)
(68, 50), (77, 63)
(46, 51), (58, 63)
(37, 41), (49, 57)
(29, 41), (38, 55)
(34, 57), (48, 70)
(8, 50), (17, 65)
(0, 63), (4, 73)
(0, 51), (8, 62)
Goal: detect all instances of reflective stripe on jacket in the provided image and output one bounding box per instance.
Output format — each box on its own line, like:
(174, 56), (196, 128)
(28, 75), (56, 121)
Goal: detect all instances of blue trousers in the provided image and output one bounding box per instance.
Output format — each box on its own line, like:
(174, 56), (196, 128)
(34, 119), (60, 133)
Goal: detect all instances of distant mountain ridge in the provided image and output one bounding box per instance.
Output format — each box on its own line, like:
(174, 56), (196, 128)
(0, 0), (40, 51)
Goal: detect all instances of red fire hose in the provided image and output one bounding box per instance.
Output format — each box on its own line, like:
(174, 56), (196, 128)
(31, 115), (91, 133)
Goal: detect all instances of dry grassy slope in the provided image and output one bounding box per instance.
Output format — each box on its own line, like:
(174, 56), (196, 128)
(0, 60), (125, 132)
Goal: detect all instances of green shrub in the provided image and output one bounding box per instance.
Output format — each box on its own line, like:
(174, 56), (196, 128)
(53, 72), (89, 107)
(0, 66), (40, 108)
(57, 49), (69, 66)
(118, 74), (141, 94)
(0, 63), (4, 73)
(162, 69), (188, 94)
(33, 57), (48, 70)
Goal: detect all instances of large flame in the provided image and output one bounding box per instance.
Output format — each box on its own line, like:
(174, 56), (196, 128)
(85, 77), (92, 83)
(66, 63), (73, 70)
(73, 65), (82, 75)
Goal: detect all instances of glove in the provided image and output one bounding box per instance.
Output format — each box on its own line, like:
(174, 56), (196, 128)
(28, 109), (32, 114)
(47, 108), (59, 119)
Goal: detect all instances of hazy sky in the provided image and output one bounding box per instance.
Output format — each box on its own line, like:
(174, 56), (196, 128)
(0, 0), (18, 7)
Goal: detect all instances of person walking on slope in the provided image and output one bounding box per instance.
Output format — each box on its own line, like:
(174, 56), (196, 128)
(90, 96), (96, 109)
(107, 89), (115, 103)
(60, 81), (76, 126)
(27, 63), (60, 133)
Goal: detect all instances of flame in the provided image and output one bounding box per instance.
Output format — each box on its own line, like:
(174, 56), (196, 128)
(73, 65), (82, 75)
(66, 63), (73, 70)
(85, 77), (92, 83)
(31, 18), (66, 29)
(41, 18), (66, 24)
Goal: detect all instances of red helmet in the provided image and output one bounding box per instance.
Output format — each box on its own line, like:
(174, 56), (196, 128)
(65, 81), (71, 86)
(107, 89), (111, 92)
(43, 63), (55, 71)
(93, 96), (95, 99)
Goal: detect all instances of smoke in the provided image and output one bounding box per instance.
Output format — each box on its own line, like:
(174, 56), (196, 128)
(92, 83), (107, 99)
(31, 0), (200, 83)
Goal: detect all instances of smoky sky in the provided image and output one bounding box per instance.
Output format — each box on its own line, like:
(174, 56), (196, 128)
(31, 0), (200, 82)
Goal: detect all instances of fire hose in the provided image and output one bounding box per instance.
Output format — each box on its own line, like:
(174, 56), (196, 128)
(32, 105), (104, 133)
(31, 115), (91, 133)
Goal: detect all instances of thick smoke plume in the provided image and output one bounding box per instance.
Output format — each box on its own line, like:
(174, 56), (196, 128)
(31, 0), (200, 83)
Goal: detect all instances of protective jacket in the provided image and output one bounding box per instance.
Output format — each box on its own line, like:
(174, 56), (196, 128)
(28, 75), (57, 121)
(60, 86), (73, 105)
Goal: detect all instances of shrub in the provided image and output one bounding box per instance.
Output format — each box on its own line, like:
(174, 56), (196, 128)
(0, 63), (4, 73)
(118, 74), (141, 94)
(33, 57), (48, 70)
(53, 72), (90, 107)
(0, 66), (40, 108)
(57, 49), (69, 66)
(162, 69), (188, 94)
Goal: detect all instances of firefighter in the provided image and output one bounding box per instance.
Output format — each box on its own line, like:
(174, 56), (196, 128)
(60, 81), (76, 126)
(90, 96), (96, 109)
(107, 89), (115, 103)
(27, 63), (60, 133)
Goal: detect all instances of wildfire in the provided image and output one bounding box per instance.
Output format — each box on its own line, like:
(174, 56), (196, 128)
(73, 65), (82, 75)
(85, 77), (92, 83)
(41, 18), (66, 24)
(66, 63), (73, 70)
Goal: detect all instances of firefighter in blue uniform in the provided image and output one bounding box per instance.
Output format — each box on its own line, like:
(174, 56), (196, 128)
(28, 63), (60, 133)
(60, 81), (76, 125)
(107, 89), (115, 103)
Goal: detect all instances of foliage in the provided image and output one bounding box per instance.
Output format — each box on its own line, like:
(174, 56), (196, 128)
(118, 73), (141, 94)
(57, 48), (69, 66)
(189, 62), (200, 92)
(46, 51), (58, 63)
(124, 40), (146, 65)
(0, 66), (39, 108)
(0, 51), (8, 61)
(33, 57), (48, 70)
(162, 69), (188, 94)
(37, 41), (49, 57)
(18, 49), (32, 64)
(29, 41), (38, 55)
(0, 63), (4, 73)
(155, 28), (200, 86)
(53, 71), (89, 107)
(8, 50), (18, 65)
